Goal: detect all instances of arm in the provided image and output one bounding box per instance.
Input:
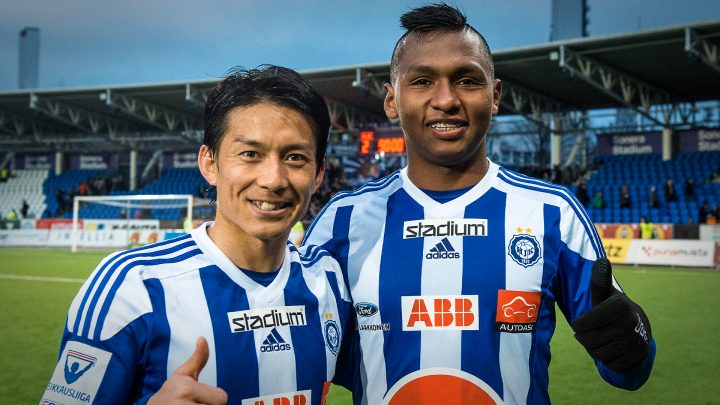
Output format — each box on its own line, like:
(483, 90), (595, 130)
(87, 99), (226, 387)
(40, 319), (149, 404)
(571, 258), (655, 390)
(554, 203), (655, 390)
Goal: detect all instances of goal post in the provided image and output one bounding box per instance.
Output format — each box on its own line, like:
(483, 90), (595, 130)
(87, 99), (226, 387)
(71, 194), (195, 252)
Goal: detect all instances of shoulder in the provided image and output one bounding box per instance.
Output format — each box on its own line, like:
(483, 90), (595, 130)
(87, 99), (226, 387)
(291, 243), (341, 273)
(304, 171), (403, 244)
(494, 166), (580, 209)
(66, 234), (206, 340)
(290, 243), (348, 295)
(322, 170), (403, 210)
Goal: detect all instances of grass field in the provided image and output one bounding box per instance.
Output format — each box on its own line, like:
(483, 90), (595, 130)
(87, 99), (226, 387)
(1, 247), (718, 404)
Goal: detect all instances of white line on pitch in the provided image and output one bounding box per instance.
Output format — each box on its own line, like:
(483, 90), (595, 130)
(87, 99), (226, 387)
(0, 274), (85, 283)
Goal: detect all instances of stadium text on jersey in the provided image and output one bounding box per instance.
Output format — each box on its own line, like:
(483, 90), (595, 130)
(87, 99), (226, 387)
(403, 219), (488, 239)
(227, 306), (307, 333)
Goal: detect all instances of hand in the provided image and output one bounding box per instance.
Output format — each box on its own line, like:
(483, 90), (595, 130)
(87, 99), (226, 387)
(571, 258), (652, 372)
(148, 337), (228, 405)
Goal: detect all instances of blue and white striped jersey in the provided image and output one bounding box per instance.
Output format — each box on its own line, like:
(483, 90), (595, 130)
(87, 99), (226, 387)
(303, 161), (654, 404)
(41, 222), (351, 405)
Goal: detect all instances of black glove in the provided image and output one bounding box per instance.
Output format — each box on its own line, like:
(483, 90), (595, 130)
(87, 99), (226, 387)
(571, 258), (652, 372)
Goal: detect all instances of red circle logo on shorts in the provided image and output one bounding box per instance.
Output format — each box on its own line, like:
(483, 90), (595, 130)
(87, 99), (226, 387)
(384, 368), (502, 405)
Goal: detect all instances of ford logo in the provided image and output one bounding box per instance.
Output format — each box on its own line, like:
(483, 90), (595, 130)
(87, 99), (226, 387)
(354, 302), (379, 317)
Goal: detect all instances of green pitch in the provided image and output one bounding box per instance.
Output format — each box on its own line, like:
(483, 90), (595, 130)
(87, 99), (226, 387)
(2, 247), (718, 404)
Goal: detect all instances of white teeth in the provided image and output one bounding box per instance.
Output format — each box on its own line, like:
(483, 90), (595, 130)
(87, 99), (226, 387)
(430, 122), (461, 131)
(254, 201), (282, 211)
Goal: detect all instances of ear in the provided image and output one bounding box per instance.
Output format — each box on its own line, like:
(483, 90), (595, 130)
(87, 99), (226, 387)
(384, 83), (399, 120)
(313, 160), (326, 193)
(197, 145), (217, 186)
(492, 79), (502, 116)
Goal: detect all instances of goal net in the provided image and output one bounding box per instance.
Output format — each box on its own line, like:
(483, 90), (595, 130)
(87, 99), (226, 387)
(70, 194), (207, 252)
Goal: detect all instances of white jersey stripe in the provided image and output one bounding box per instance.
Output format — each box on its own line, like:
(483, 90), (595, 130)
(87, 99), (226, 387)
(248, 288), (297, 396)
(500, 194), (544, 403)
(355, 221), (388, 405)
(162, 269), (218, 386)
(420, 205), (465, 370)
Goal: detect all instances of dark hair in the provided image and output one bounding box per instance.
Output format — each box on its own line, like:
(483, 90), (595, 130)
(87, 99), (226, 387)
(389, 3), (495, 83)
(203, 65), (330, 171)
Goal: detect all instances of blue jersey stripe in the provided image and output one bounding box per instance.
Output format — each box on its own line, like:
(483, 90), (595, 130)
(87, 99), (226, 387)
(73, 234), (193, 335)
(527, 204), (563, 404)
(285, 261), (327, 402)
(379, 188), (424, 389)
(199, 265), (259, 400)
(497, 169), (605, 259)
(142, 278), (170, 396)
(461, 188), (506, 394)
(91, 247), (203, 339)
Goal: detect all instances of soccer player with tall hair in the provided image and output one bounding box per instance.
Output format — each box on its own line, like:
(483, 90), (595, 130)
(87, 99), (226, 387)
(304, 3), (655, 403)
(41, 65), (351, 405)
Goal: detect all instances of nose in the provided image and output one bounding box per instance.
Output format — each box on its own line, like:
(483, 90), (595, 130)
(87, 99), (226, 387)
(256, 157), (289, 192)
(430, 80), (460, 113)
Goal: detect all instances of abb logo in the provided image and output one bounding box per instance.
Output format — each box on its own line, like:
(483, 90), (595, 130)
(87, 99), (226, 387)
(242, 390), (311, 405)
(401, 295), (479, 331)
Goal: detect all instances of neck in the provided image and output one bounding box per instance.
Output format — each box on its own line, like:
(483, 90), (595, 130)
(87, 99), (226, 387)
(206, 222), (286, 273)
(407, 156), (489, 191)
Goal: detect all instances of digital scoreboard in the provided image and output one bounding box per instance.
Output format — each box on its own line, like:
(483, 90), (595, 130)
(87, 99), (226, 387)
(359, 127), (406, 156)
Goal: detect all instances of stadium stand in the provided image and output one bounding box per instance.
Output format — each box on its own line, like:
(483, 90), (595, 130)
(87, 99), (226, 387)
(42, 169), (116, 218)
(576, 151), (720, 224)
(0, 169), (47, 219)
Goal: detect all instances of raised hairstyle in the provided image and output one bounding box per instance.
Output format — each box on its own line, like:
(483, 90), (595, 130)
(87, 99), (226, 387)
(390, 3), (495, 83)
(203, 65), (330, 172)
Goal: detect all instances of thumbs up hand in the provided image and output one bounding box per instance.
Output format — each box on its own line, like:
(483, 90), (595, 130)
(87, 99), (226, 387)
(148, 337), (228, 405)
(571, 258), (652, 372)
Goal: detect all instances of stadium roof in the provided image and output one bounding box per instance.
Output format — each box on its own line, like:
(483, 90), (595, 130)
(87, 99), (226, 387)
(1, 19), (718, 153)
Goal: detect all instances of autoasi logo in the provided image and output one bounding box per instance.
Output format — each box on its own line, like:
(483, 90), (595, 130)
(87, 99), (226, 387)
(426, 237), (460, 259)
(355, 302), (379, 317)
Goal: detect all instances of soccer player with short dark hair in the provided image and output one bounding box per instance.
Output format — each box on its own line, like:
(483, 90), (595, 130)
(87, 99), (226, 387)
(304, 4), (655, 404)
(41, 65), (350, 405)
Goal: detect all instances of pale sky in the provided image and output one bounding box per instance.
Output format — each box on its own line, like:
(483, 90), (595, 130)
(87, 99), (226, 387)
(1, 0), (718, 90)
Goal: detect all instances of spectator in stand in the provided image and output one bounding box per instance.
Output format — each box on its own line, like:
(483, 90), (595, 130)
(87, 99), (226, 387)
(20, 199), (29, 218)
(639, 216), (654, 239)
(707, 211), (718, 225)
(0, 166), (8, 182)
(620, 184), (631, 209)
(663, 178), (676, 202)
(66, 188), (76, 214)
(649, 185), (660, 209)
(576, 180), (589, 207)
(54, 188), (65, 216)
(592, 190), (605, 209)
(78, 181), (88, 196)
(699, 200), (709, 224)
(684, 178), (695, 200)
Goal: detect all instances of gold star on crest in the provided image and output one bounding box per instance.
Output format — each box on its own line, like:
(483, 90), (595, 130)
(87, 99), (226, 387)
(525, 227), (532, 233)
(516, 227), (523, 233)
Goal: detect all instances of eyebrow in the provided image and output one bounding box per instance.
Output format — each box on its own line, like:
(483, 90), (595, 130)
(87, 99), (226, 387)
(230, 137), (315, 153)
(405, 63), (487, 77)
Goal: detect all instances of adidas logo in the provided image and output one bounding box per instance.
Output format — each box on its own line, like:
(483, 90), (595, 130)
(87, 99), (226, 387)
(425, 237), (461, 259)
(260, 328), (291, 352)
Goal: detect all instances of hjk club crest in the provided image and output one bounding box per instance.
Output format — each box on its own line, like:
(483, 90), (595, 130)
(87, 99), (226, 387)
(508, 232), (542, 268)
